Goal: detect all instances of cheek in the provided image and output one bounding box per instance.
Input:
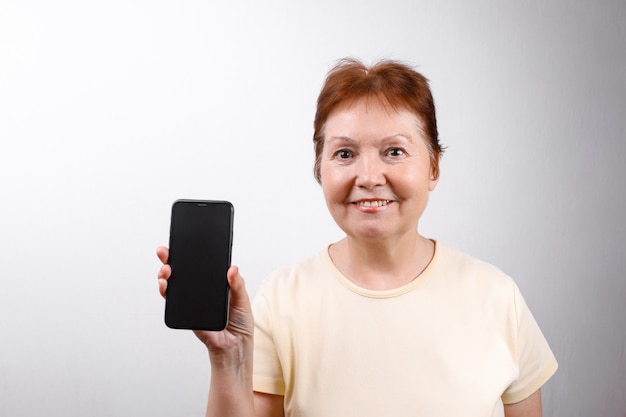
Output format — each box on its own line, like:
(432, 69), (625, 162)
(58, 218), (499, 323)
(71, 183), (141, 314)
(393, 164), (433, 197)
(320, 164), (350, 203)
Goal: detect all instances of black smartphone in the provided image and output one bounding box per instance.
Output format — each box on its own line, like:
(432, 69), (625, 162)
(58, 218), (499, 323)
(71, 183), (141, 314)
(165, 199), (234, 331)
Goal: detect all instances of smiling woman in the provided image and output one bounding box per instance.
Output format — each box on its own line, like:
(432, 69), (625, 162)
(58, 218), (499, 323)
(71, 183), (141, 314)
(157, 58), (557, 417)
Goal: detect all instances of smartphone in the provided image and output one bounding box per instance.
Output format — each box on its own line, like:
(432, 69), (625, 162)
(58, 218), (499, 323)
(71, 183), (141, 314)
(165, 199), (234, 331)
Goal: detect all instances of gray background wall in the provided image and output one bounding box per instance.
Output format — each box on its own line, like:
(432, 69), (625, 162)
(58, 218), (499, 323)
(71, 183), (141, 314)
(1, 0), (624, 416)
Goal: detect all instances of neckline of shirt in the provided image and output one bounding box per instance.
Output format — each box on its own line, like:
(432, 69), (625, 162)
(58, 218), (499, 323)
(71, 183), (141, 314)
(323, 240), (441, 299)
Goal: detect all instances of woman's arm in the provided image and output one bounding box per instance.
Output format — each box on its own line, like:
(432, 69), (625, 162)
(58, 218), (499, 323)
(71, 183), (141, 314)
(158, 247), (284, 417)
(254, 392), (285, 417)
(504, 389), (542, 417)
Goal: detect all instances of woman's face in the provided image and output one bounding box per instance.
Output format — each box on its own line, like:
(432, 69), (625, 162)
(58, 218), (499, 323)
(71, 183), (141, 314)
(319, 99), (438, 242)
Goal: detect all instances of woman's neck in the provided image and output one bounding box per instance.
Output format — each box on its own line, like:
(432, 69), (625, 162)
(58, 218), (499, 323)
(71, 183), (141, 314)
(328, 233), (435, 291)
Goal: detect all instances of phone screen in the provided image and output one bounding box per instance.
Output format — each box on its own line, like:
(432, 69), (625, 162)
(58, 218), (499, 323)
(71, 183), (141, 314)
(165, 200), (233, 331)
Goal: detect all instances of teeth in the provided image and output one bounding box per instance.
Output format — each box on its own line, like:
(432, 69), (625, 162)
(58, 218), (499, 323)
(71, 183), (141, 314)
(358, 200), (389, 207)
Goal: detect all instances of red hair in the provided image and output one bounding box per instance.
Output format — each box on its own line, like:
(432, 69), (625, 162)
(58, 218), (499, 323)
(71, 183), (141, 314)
(313, 58), (443, 183)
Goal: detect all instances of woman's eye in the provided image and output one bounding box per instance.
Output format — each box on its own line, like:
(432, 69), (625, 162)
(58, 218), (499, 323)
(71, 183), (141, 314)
(387, 148), (405, 157)
(335, 149), (353, 159)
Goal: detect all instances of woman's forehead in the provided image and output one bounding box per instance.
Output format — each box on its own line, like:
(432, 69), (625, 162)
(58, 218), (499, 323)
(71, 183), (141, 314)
(325, 99), (424, 135)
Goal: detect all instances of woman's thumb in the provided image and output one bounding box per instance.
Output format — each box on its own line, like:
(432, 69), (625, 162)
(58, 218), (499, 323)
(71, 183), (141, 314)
(226, 265), (251, 311)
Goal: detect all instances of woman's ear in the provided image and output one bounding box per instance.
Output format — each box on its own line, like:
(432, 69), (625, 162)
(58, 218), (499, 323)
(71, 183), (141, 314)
(428, 174), (439, 192)
(429, 157), (440, 191)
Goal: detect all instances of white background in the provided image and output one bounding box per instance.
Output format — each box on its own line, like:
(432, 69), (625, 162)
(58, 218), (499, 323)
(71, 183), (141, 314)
(1, 0), (625, 416)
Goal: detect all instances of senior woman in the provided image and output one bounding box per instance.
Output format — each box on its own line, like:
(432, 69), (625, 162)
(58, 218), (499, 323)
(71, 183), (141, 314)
(157, 58), (557, 417)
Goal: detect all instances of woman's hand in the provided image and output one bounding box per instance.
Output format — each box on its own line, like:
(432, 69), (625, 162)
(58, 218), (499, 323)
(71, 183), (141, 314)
(156, 246), (254, 358)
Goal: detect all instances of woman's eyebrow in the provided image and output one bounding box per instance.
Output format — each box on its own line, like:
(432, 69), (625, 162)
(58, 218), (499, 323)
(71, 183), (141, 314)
(380, 134), (414, 144)
(328, 134), (414, 144)
(326, 136), (356, 145)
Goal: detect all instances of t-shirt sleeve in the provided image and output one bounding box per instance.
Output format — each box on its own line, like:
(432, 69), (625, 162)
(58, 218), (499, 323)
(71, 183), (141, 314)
(501, 283), (558, 404)
(251, 288), (286, 396)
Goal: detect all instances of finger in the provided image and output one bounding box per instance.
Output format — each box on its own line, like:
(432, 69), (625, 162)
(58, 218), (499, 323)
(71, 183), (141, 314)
(157, 264), (171, 280)
(158, 277), (167, 298)
(226, 265), (252, 313)
(156, 246), (169, 264)
(157, 264), (171, 298)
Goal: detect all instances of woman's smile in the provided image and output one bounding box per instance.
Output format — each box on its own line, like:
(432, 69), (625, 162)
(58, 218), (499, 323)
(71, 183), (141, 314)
(351, 199), (394, 214)
(354, 199), (391, 208)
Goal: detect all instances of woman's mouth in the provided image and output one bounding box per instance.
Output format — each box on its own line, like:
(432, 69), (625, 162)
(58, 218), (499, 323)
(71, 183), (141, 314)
(355, 200), (391, 207)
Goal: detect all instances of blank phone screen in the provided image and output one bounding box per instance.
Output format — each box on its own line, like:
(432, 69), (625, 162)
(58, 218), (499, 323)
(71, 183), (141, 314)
(165, 200), (233, 331)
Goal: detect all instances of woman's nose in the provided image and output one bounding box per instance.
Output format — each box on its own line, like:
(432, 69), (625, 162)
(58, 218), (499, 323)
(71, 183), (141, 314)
(354, 152), (386, 189)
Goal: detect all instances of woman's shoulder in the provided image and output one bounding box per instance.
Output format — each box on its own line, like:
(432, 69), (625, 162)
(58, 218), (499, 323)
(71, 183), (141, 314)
(432, 241), (515, 287)
(430, 242), (525, 318)
(256, 247), (335, 294)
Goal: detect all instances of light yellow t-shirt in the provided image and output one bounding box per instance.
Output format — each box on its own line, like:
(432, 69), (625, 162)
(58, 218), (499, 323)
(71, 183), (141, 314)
(252, 242), (557, 417)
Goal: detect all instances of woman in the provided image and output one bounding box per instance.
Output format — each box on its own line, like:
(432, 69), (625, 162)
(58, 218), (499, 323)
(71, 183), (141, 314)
(157, 58), (557, 417)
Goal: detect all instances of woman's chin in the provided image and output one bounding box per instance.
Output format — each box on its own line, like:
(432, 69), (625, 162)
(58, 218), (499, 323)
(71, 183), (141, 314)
(348, 227), (391, 241)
